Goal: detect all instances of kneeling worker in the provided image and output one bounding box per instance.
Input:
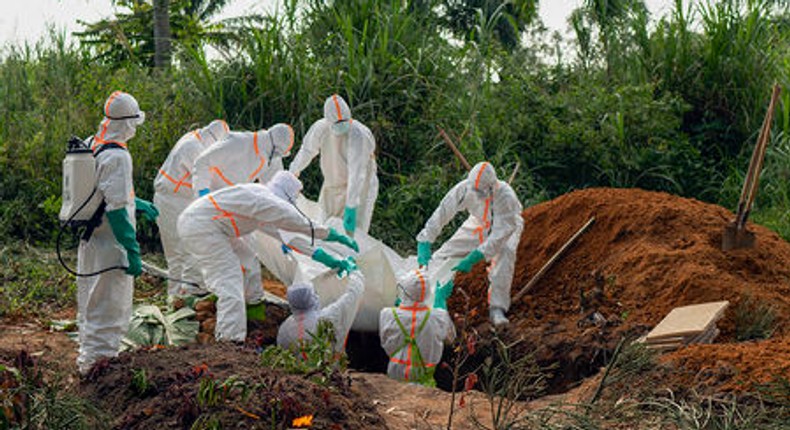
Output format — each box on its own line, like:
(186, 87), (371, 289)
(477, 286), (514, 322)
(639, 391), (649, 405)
(277, 269), (365, 358)
(379, 270), (456, 385)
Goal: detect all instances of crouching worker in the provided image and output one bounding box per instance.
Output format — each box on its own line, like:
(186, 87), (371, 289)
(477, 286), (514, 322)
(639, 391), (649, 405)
(178, 171), (357, 342)
(379, 270), (456, 386)
(277, 269), (364, 358)
(416, 161), (523, 327)
(77, 91), (154, 375)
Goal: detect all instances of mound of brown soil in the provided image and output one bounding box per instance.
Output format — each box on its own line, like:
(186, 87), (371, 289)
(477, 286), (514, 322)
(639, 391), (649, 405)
(449, 188), (790, 393)
(80, 343), (385, 429)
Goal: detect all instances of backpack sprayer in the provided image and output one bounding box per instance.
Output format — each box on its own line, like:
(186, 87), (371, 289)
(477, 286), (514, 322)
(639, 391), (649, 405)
(56, 136), (198, 286)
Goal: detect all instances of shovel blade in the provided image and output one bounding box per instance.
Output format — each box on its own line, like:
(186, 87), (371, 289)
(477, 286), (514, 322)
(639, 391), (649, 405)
(722, 223), (756, 251)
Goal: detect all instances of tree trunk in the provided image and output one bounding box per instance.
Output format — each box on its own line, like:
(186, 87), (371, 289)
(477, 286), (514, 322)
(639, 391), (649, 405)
(153, 0), (172, 68)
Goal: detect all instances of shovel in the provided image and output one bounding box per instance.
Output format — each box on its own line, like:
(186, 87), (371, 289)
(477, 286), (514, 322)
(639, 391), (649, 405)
(722, 84), (782, 251)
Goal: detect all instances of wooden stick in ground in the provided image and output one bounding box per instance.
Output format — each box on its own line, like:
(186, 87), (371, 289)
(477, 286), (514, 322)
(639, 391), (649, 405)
(438, 127), (472, 170)
(741, 84), (782, 226)
(513, 217), (596, 303)
(507, 161), (520, 184)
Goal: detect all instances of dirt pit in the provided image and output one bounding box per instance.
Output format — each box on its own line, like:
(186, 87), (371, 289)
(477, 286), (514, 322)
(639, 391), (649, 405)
(80, 342), (385, 429)
(449, 187), (790, 394)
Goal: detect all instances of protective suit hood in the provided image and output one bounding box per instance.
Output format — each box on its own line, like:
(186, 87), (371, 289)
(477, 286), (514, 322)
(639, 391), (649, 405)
(200, 119), (230, 146)
(268, 170), (303, 203)
(397, 269), (428, 306)
(266, 123), (295, 158)
(467, 161), (498, 195)
(323, 94), (352, 124)
(94, 91), (144, 146)
(287, 283), (320, 312)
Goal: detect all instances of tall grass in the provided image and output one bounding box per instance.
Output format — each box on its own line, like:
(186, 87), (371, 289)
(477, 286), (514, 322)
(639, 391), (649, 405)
(1, 0), (790, 253)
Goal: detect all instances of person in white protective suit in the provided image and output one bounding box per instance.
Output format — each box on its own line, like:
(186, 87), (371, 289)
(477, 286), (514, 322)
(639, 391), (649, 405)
(193, 124), (294, 196)
(379, 269), (455, 385)
(288, 94), (378, 236)
(178, 171), (359, 342)
(153, 120), (230, 296)
(191, 124), (295, 300)
(77, 91), (156, 375)
(416, 161), (524, 327)
(277, 269), (365, 357)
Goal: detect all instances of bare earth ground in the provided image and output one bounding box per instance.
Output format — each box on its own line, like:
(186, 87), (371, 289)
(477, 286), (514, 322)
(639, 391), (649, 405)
(0, 321), (570, 430)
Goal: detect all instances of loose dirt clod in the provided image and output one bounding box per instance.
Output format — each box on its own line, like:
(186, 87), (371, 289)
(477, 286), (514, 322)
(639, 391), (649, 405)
(449, 187), (790, 393)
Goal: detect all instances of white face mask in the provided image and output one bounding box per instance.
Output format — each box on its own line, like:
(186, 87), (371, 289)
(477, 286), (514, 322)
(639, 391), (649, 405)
(331, 120), (350, 135)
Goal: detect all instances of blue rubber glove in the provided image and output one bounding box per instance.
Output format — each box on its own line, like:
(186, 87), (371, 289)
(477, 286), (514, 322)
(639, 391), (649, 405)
(134, 197), (159, 221)
(198, 188), (210, 197)
(106, 208), (142, 276)
(326, 227), (359, 252)
(281, 243), (292, 254)
(343, 206), (357, 235)
(452, 249), (485, 273)
(417, 241), (431, 267)
(433, 280), (454, 310)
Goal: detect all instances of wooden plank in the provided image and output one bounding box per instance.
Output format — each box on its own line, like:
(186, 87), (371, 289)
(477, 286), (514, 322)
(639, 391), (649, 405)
(513, 217), (596, 303)
(646, 301), (729, 341)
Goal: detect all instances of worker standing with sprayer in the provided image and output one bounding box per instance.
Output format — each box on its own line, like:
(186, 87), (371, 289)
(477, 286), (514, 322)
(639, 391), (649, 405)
(71, 91), (157, 375)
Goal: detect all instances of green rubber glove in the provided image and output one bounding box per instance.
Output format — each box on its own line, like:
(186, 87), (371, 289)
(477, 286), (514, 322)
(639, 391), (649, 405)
(344, 256), (358, 272)
(326, 227), (359, 252)
(417, 241), (431, 266)
(336, 258), (355, 278)
(312, 248), (346, 275)
(134, 197), (159, 221)
(394, 296), (402, 307)
(343, 206), (357, 235)
(106, 208), (142, 276)
(452, 249), (485, 273)
(433, 280), (454, 310)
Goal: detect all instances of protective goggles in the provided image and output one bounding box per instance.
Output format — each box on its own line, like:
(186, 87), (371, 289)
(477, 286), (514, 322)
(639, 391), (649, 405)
(108, 111), (145, 126)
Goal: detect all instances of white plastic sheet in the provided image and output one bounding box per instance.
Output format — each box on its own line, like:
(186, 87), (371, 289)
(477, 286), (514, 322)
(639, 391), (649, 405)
(250, 196), (459, 332)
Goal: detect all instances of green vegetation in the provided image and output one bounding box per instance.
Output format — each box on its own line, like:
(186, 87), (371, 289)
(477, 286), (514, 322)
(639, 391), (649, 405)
(0, 0), (789, 254)
(259, 320), (347, 385)
(0, 352), (104, 429)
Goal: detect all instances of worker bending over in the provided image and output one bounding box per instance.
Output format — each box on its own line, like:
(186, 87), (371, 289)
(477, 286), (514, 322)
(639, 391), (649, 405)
(178, 171), (357, 342)
(191, 124), (295, 301)
(154, 119), (229, 296)
(416, 161), (523, 327)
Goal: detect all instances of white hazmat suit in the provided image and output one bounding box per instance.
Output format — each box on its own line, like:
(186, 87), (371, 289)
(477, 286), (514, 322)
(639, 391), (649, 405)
(153, 120), (229, 295)
(77, 91), (145, 375)
(191, 124), (295, 300)
(277, 270), (365, 356)
(379, 269), (455, 384)
(178, 172), (348, 342)
(192, 124), (294, 194)
(289, 94), (378, 235)
(416, 162), (524, 326)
